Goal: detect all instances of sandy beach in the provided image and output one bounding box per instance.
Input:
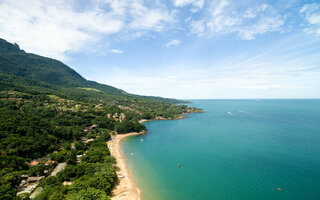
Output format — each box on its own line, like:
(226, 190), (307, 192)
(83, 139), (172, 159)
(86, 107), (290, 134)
(108, 132), (142, 200)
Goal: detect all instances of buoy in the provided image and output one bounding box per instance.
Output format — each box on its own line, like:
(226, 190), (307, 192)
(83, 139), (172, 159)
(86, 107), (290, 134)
(178, 163), (181, 167)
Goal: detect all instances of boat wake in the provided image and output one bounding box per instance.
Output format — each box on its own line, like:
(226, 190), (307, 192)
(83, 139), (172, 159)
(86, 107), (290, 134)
(227, 112), (233, 116)
(239, 110), (250, 114)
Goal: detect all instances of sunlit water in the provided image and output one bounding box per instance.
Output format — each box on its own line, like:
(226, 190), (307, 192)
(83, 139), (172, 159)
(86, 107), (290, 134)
(121, 100), (320, 200)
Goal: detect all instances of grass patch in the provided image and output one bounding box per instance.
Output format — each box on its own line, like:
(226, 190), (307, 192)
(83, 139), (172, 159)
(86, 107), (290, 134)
(47, 95), (60, 99)
(77, 88), (103, 93)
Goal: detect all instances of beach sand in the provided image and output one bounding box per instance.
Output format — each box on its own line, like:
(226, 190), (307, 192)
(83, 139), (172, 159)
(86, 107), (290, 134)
(108, 132), (142, 200)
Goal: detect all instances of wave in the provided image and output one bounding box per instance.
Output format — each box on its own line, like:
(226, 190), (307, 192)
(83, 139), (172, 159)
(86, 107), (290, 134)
(239, 110), (250, 114)
(227, 112), (233, 116)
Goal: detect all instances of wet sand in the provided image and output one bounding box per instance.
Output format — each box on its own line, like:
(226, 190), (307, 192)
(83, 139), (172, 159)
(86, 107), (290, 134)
(108, 132), (142, 200)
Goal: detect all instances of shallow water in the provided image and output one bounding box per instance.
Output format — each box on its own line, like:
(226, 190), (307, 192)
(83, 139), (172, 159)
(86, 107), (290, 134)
(121, 100), (320, 200)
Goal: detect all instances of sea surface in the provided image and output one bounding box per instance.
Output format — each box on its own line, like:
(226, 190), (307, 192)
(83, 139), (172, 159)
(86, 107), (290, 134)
(121, 100), (320, 200)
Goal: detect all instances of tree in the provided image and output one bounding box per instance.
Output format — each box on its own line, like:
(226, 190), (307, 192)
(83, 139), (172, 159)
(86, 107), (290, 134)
(40, 176), (60, 189)
(0, 184), (15, 200)
(17, 193), (30, 200)
(66, 188), (109, 200)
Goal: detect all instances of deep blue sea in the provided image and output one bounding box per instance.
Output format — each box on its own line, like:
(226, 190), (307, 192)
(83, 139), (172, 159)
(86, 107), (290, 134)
(121, 100), (320, 200)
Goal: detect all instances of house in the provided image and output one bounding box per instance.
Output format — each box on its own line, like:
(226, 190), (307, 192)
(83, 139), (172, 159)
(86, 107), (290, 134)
(30, 161), (39, 166)
(63, 181), (72, 186)
(44, 160), (56, 166)
(119, 113), (126, 122)
(83, 139), (94, 144)
(76, 155), (83, 162)
(76, 154), (83, 159)
(17, 176), (45, 196)
(90, 124), (97, 129)
(20, 175), (28, 179)
(83, 124), (97, 132)
(80, 136), (88, 141)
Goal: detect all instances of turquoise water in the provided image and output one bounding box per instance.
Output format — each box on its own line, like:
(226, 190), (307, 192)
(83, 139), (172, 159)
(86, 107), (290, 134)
(121, 100), (320, 200)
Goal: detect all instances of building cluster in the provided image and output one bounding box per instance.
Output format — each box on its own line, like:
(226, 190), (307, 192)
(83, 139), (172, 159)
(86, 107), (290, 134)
(107, 113), (126, 122)
(118, 105), (142, 114)
(16, 160), (58, 197)
(17, 176), (45, 196)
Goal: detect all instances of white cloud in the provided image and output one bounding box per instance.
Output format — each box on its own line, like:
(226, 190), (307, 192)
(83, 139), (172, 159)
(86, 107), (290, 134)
(243, 4), (269, 19)
(300, 3), (320, 36)
(190, 20), (205, 36)
(173, 0), (203, 7)
(129, 6), (176, 31)
(174, 0), (195, 7)
(189, 1), (285, 40)
(0, 0), (124, 60)
(109, 49), (123, 54)
(165, 39), (181, 48)
(211, 0), (229, 16)
(104, 64), (319, 99)
(191, 0), (204, 13)
(99, 34), (320, 99)
(207, 15), (242, 33)
(239, 16), (284, 40)
(0, 0), (176, 60)
(172, 0), (204, 13)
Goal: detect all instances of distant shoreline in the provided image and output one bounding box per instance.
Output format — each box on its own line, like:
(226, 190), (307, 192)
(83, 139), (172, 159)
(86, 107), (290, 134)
(108, 132), (142, 200)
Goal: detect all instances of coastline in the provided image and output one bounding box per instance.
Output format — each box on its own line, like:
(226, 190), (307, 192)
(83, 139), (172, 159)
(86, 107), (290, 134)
(108, 132), (142, 200)
(109, 113), (199, 200)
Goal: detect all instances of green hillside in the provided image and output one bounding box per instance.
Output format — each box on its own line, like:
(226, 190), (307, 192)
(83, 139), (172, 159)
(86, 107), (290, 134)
(0, 38), (122, 93)
(0, 38), (202, 200)
(0, 38), (183, 103)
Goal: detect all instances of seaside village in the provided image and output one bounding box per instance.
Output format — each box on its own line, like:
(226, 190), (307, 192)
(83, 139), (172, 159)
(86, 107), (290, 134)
(15, 98), (130, 198)
(16, 124), (117, 198)
(1, 92), (196, 198)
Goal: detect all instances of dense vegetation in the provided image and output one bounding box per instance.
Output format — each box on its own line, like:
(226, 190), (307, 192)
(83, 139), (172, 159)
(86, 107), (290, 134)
(34, 138), (117, 200)
(0, 38), (202, 199)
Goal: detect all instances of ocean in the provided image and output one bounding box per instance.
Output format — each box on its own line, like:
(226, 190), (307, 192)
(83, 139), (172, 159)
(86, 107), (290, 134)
(121, 100), (320, 200)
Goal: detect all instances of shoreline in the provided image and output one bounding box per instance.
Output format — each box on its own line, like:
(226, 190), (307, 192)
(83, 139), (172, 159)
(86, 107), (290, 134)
(108, 132), (142, 200)
(108, 118), (179, 200)
(109, 113), (199, 199)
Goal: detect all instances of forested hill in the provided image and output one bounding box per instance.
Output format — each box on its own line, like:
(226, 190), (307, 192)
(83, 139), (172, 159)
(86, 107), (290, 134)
(0, 38), (88, 87)
(0, 38), (181, 103)
(0, 38), (202, 199)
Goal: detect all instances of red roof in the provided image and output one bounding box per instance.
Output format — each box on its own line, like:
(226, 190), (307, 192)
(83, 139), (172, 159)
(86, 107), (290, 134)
(45, 160), (55, 165)
(30, 161), (39, 166)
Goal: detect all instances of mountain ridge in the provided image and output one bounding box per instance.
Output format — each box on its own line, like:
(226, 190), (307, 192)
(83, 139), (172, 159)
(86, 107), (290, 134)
(0, 38), (184, 103)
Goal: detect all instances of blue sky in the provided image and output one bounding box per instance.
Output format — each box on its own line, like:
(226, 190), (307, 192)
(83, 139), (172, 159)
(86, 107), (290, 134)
(0, 0), (320, 99)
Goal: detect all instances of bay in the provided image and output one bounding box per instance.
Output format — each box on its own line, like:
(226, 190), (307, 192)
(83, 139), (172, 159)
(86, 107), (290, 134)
(121, 100), (320, 200)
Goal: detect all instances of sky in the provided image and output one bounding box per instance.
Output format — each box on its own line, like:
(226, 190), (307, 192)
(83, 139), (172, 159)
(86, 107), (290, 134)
(0, 0), (320, 99)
